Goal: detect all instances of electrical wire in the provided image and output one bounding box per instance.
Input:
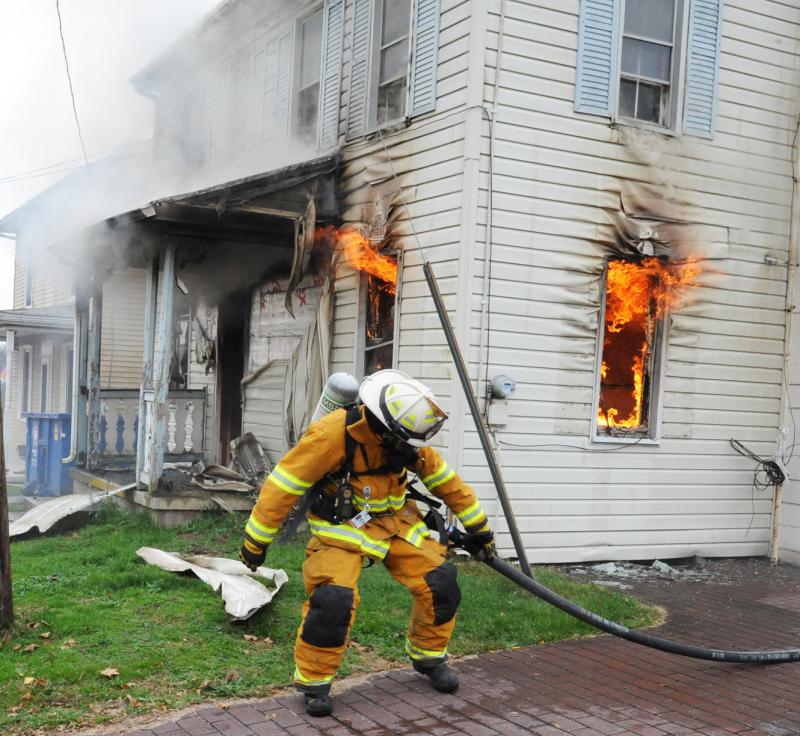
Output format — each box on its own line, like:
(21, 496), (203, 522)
(0, 140), (149, 185)
(55, 0), (90, 168)
(730, 438), (785, 538)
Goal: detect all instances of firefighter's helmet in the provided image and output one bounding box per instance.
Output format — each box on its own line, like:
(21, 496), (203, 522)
(359, 369), (448, 446)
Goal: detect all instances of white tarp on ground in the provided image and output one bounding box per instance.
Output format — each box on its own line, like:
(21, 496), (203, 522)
(9, 487), (131, 539)
(136, 547), (288, 621)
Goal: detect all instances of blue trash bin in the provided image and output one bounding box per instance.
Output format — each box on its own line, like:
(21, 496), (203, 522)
(23, 413), (74, 496)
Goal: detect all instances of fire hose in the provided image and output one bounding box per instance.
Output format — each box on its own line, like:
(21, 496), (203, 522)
(447, 528), (800, 664)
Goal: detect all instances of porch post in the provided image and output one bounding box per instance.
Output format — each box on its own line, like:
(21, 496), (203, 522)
(136, 257), (159, 488)
(74, 298), (89, 464)
(3, 330), (14, 473)
(86, 283), (103, 470)
(144, 246), (175, 492)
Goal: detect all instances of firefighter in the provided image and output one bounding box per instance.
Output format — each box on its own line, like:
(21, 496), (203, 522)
(239, 369), (495, 717)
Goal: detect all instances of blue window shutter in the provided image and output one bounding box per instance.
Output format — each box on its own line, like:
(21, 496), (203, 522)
(319, 0), (345, 148)
(410, 0), (441, 117)
(683, 0), (723, 138)
(276, 32), (293, 134)
(346, 0), (372, 140)
(574, 0), (620, 117)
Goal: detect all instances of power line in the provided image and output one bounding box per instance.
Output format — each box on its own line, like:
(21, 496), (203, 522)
(0, 139), (149, 183)
(55, 0), (90, 167)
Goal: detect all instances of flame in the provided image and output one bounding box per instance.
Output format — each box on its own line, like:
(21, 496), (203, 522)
(597, 257), (701, 431)
(334, 227), (397, 294)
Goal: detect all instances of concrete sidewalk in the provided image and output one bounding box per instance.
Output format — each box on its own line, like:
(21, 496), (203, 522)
(102, 557), (800, 736)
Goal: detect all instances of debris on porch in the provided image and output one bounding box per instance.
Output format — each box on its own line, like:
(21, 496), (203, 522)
(70, 465), (255, 528)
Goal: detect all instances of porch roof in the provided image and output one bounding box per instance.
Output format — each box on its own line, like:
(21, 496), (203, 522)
(0, 305), (73, 335)
(0, 150), (338, 248)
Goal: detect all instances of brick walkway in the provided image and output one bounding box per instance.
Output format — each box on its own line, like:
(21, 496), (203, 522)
(99, 558), (800, 736)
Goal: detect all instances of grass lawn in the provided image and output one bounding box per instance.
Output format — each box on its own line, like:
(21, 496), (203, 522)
(1, 503), (661, 734)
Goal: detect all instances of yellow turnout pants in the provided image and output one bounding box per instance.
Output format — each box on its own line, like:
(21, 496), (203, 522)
(293, 533), (461, 694)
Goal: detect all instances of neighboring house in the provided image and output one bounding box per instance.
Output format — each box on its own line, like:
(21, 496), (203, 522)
(2, 0), (800, 565)
(0, 227), (75, 476)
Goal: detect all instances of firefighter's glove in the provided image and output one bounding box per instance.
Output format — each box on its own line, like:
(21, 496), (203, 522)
(463, 523), (495, 561)
(239, 537), (267, 572)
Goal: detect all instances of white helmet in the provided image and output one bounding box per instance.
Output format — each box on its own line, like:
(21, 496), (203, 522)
(358, 369), (448, 447)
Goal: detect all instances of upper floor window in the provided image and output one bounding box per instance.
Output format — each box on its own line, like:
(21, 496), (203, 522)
(346, 0), (442, 140)
(24, 246), (33, 308)
(372, 0), (412, 127)
(575, 0), (723, 139)
(618, 0), (683, 128)
(294, 8), (324, 144)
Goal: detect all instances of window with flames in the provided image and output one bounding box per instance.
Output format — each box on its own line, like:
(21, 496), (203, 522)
(336, 228), (400, 376)
(594, 256), (699, 441)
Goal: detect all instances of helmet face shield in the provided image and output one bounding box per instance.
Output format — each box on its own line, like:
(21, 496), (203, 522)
(378, 385), (448, 445)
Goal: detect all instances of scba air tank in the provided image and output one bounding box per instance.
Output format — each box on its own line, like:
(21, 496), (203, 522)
(311, 372), (360, 424)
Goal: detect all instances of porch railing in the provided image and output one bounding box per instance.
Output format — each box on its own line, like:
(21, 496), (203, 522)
(98, 389), (206, 461)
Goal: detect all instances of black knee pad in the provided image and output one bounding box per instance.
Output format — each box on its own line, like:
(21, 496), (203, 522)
(301, 584), (354, 648)
(424, 562), (461, 625)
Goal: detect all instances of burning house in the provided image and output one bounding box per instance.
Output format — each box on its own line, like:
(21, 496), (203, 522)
(2, 0), (800, 565)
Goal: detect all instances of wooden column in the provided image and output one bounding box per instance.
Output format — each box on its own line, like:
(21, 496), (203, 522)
(74, 300), (89, 464)
(86, 284), (103, 471)
(142, 247), (176, 492)
(136, 257), (159, 488)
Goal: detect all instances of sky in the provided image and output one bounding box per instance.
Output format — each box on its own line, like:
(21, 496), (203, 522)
(0, 0), (222, 309)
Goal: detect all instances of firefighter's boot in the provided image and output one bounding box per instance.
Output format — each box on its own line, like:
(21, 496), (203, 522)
(304, 692), (333, 717)
(413, 661), (459, 693)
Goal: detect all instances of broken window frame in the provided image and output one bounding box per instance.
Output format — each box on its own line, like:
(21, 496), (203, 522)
(615, 0), (687, 132)
(367, 0), (414, 130)
(356, 246), (402, 377)
(591, 256), (669, 445)
(292, 6), (325, 145)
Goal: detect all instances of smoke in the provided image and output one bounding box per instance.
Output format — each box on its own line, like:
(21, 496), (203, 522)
(2, 0), (324, 296)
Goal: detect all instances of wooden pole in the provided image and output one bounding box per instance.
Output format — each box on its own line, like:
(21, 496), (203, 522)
(0, 381), (14, 629)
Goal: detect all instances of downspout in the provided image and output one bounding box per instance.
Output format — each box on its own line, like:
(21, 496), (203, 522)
(449, 0), (492, 476)
(772, 116), (800, 563)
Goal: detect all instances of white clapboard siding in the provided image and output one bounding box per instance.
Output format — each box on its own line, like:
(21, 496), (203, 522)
(100, 270), (147, 389)
(333, 0), (471, 396)
(242, 360), (288, 466)
(449, 0), (800, 562)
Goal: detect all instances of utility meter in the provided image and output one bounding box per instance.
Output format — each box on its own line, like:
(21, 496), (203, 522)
(489, 374), (516, 399)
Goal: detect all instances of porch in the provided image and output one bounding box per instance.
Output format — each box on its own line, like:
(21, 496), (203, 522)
(63, 154), (339, 514)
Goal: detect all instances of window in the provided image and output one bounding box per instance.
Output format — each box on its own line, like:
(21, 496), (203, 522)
(20, 345), (32, 416)
(593, 258), (667, 442)
(347, 0), (442, 139)
(63, 345), (74, 415)
(24, 246), (33, 308)
(294, 8), (324, 144)
(40, 341), (52, 413)
(618, 0), (683, 128)
(371, 0), (412, 126)
(356, 248), (400, 376)
(574, 0), (723, 138)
